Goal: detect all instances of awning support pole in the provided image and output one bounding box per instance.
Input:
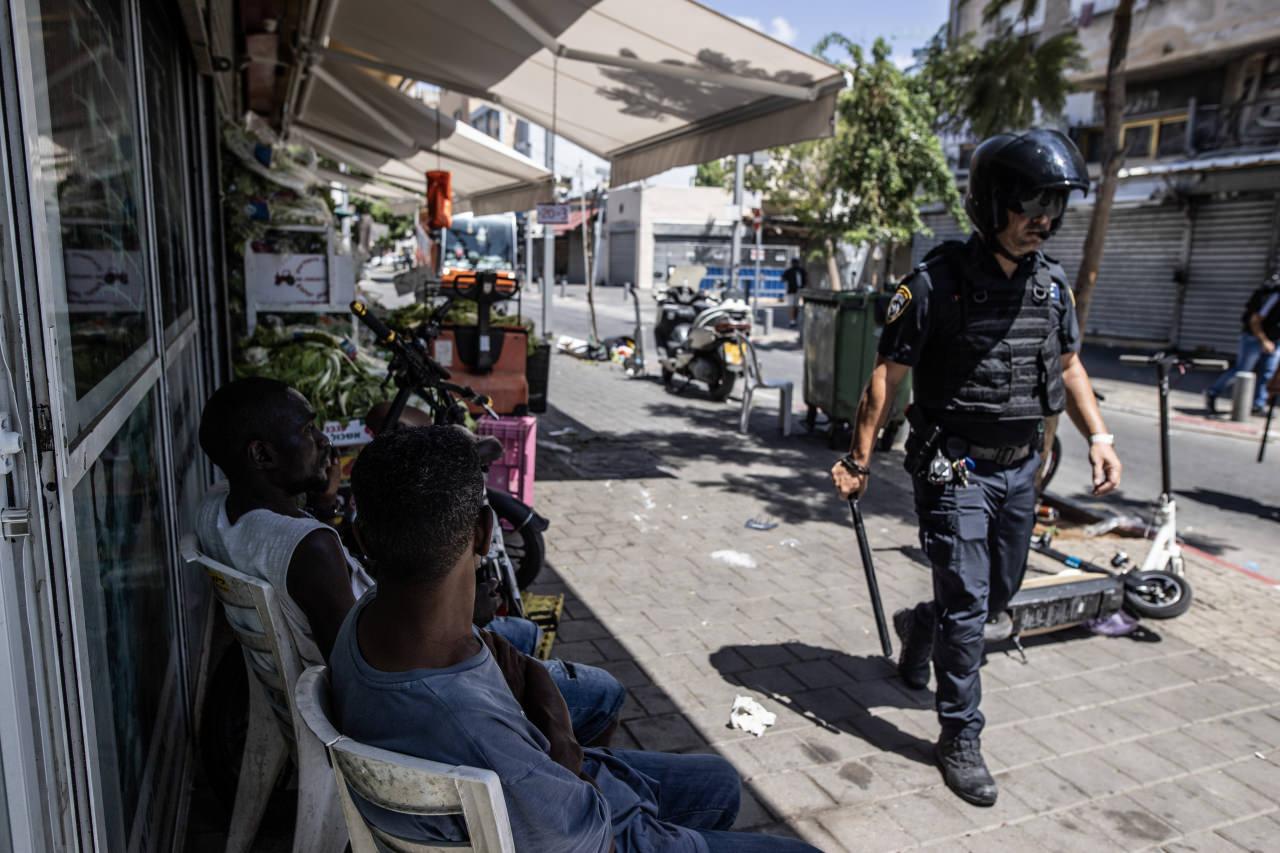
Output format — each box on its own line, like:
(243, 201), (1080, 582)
(484, 0), (820, 102)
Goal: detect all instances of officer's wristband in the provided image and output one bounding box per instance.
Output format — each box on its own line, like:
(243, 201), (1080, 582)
(1089, 433), (1115, 446)
(838, 454), (871, 476)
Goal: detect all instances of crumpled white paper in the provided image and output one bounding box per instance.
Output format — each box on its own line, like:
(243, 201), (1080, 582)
(729, 695), (776, 737)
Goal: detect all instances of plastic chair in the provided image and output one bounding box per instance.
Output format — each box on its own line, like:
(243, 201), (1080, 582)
(739, 338), (793, 437)
(294, 665), (516, 853)
(180, 534), (347, 853)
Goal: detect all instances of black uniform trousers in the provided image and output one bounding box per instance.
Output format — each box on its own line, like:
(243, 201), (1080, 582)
(911, 451), (1041, 740)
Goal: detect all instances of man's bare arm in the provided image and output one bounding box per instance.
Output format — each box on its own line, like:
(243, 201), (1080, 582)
(286, 529), (358, 661)
(1248, 313), (1276, 353)
(831, 357), (910, 498)
(1061, 352), (1121, 496)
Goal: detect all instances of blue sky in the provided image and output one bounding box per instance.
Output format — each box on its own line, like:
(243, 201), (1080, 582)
(701, 0), (953, 67)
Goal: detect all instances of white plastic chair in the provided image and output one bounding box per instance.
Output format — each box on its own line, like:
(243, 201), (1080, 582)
(180, 534), (347, 853)
(739, 338), (793, 436)
(294, 665), (517, 853)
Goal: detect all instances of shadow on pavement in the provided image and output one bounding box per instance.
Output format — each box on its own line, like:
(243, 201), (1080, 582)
(1176, 487), (1280, 523)
(709, 643), (936, 766)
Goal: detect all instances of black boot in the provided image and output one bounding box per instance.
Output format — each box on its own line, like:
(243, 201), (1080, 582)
(892, 603), (934, 690)
(935, 735), (998, 806)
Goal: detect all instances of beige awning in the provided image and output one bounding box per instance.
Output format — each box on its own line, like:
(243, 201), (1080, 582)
(290, 0), (845, 187)
(293, 62), (554, 214)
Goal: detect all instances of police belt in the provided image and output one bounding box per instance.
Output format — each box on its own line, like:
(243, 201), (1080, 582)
(961, 441), (1035, 466)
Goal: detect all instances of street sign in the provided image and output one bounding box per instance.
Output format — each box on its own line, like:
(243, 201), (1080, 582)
(749, 247), (765, 261)
(536, 203), (571, 225)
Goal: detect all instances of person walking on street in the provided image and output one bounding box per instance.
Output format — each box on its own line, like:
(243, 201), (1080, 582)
(783, 256), (807, 327)
(1205, 272), (1280, 416)
(829, 130), (1121, 807)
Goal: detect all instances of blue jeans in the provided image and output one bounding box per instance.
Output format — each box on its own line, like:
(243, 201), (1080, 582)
(1207, 333), (1280, 409)
(488, 616), (626, 745)
(612, 750), (822, 853)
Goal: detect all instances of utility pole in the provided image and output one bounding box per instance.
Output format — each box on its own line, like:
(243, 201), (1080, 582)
(580, 161), (599, 343)
(542, 127), (555, 339)
(525, 208), (535, 293)
(728, 153), (746, 292)
(752, 206), (763, 317)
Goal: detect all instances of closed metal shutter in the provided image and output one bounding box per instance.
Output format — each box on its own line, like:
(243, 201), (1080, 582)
(1051, 204), (1186, 344)
(912, 211), (968, 266)
(608, 229), (637, 287)
(1179, 195), (1279, 354)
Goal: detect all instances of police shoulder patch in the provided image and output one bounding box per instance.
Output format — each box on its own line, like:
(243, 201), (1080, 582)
(886, 283), (912, 324)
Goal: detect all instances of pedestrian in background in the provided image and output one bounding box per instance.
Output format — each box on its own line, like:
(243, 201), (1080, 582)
(783, 256), (806, 327)
(1205, 271), (1280, 416)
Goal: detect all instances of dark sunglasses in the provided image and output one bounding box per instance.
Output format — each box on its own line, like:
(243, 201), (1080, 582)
(1011, 189), (1067, 221)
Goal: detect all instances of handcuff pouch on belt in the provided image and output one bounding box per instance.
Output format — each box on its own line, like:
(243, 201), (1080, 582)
(903, 405), (947, 483)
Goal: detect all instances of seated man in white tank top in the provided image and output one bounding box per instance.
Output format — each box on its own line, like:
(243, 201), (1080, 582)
(195, 378), (623, 745)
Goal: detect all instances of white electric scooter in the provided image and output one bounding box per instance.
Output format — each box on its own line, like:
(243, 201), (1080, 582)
(1116, 351), (1227, 576)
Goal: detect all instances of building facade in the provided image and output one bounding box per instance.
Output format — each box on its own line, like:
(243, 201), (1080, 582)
(936, 0), (1280, 353)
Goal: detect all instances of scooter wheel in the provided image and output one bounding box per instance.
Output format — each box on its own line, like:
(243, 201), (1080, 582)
(1123, 570), (1193, 619)
(707, 371), (736, 402)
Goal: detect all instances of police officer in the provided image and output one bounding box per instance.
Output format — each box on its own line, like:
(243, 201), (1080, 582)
(829, 130), (1121, 806)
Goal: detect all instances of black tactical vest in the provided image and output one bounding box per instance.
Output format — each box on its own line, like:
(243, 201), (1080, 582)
(913, 241), (1068, 421)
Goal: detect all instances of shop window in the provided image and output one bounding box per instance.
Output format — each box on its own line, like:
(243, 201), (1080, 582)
(72, 392), (174, 847)
(26, 0), (155, 436)
(143, 7), (196, 337)
(166, 345), (208, 679)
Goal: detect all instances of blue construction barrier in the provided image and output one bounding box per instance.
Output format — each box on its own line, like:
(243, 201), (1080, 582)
(699, 265), (788, 300)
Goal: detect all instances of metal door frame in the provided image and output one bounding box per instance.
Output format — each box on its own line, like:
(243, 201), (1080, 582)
(3, 0), (211, 848)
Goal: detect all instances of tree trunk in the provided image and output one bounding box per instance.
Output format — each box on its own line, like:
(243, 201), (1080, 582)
(825, 237), (842, 289)
(1072, 0), (1134, 330)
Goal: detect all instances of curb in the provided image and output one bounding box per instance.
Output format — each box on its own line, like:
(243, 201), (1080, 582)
(1100, 401), (1276, 445)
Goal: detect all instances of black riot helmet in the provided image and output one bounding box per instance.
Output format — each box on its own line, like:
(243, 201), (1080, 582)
(965, 129), (1089, 243)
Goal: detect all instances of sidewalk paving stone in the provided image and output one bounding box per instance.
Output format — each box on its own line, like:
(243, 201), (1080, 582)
(528, 354), (1280, 851)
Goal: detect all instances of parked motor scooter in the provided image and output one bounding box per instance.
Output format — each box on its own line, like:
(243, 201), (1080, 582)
(653, 282), (752, 401)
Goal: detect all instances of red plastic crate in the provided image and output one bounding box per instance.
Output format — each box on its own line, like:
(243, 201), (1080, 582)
(477, 415), (537, 505)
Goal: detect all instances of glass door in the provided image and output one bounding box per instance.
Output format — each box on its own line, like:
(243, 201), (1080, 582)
(5, 0), (208, 848)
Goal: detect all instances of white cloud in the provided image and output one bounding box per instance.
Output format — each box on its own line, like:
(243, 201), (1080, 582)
(734, 14), (797, 44)
(769, 16), (797, 44)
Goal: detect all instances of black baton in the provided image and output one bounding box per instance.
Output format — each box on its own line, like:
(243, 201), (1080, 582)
(849, 498), (893, 658)
(1260, 395), (1276, 463)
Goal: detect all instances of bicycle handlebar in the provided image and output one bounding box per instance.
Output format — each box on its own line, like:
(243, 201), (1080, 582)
(350, 300), (497, 423)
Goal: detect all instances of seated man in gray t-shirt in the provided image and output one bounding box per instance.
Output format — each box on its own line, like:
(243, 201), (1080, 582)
(331, 427), (820, 853)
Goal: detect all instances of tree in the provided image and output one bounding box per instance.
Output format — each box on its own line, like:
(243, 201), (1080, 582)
(915, 1), (1084, 139)
(767, 36), (963, 284)
(694, 158), (730, 188)
(1073, 0), (1134, 329)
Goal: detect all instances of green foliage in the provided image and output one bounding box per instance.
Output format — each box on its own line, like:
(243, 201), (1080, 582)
(353, 198), (414, 242)
(916, 2), (1085, 138)
(755, 35), (962, 247)
(694, 158), (731, 188)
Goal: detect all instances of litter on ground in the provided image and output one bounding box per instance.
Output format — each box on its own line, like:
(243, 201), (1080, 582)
(729, 695), (777, 737)
(711, 550), (757, 569)
(745, 517), (779, 531)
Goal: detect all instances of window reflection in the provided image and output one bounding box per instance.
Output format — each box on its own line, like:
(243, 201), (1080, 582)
(72, 393), (173, 841)
(30, 0), (152, 432)
(166, 345), (209, 680)
(143, 6), (194, 334)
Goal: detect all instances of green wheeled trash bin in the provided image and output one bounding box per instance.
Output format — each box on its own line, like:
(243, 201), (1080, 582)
(800, 288), (911, 448)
